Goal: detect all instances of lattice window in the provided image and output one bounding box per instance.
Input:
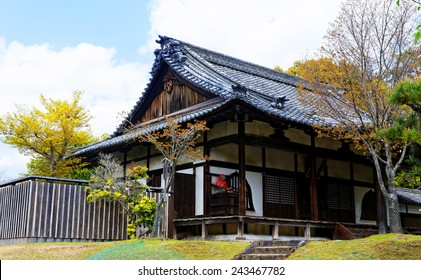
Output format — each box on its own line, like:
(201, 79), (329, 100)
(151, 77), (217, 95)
(327, 183), (352, 210)
(265, 174), (295, 205)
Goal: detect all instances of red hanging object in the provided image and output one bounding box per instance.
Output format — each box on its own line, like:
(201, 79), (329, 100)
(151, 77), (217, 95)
(216, 174), (229, 190)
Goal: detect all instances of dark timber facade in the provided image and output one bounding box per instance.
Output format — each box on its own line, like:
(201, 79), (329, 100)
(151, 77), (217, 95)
(76, 36), (421, 240)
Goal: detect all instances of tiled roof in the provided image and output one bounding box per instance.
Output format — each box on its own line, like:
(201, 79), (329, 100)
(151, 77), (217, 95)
(397, 188), (421, 206)
(75, 35), (326, 155)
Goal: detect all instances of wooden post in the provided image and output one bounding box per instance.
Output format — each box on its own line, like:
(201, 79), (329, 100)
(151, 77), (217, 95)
(272, 221), (279, 239)
(238, 120), (246, 217)
(203, 131), (210, 217)
(309, 133), (319, 221)
(201, 219), (207, 239)
(305, 223), (311, 240)
(236, 217), (245, 240)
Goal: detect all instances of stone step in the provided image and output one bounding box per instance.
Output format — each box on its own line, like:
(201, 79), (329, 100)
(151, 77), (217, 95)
(234, 239), (305, 260)
(251, 245), (293, 255)
(240, 253), (289, 260)
(255, 240), (301, 247)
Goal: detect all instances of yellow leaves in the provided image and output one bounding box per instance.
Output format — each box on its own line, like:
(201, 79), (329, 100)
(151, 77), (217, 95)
(137, 115), (209, 163)
(0, 91), (95, 177)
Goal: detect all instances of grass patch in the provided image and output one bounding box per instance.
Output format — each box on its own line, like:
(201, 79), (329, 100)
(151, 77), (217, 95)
(0, 241), (121, 260)
(3, 234), (420, 260)
(87, 239), (249, 260)
(0, 239), (250, 260)
(288, 234), (421, 260)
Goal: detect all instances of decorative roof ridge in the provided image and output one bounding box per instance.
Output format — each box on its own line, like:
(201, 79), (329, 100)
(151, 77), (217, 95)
(169, 37), (306, 89)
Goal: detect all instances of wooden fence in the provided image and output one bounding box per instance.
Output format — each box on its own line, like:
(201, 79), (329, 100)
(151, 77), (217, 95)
(0, 176), (130, 244)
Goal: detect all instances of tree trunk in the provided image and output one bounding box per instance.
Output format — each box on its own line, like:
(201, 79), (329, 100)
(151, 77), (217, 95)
(386, 192), (403, 234)
(151, 161), (176, 238)
(370, 148), (403, 234)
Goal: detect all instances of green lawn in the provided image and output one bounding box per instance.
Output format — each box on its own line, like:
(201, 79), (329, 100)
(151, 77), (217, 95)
(288, 233), (421, 260)
(1, 234), (421, 260)
(0, 239), (250, 260)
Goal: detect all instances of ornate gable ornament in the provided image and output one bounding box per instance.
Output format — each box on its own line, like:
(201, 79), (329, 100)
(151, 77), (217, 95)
(156, 35), (187, 63)
(163, 71), (183, 94)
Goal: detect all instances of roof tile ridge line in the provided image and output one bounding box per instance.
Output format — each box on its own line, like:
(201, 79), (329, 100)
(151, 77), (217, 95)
(182, 45), (286, 103)
(165, 36), (302, 88)
(180, 40), (302, 87)
(112, 50), (166, 137)
(178, 47), (238, 92)
(184, 47), (290, 105)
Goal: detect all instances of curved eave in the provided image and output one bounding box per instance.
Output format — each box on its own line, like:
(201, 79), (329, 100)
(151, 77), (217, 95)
(74, 98), (229, 157)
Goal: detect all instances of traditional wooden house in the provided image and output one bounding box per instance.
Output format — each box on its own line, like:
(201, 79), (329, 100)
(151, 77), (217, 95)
(75, 35), (421, 240)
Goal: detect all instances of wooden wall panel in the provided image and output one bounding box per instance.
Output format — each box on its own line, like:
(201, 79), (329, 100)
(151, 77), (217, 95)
(141, 85), (208, 122)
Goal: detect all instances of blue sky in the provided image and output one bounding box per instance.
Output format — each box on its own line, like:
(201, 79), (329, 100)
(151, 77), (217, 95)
(0, 0), (152, 63)
(0, 0), (343, 179)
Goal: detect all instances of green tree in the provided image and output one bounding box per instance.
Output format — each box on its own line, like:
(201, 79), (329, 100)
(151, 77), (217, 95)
(387, 77), (421, 189)
(0, 91), (95, 178)
(137, 116), (209, 238)
(86, 153), (157, 238)
(290, 0), (419, 233)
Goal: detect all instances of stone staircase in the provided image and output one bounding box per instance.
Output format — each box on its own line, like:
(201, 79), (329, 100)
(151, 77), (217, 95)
(234, 240), (305, 260)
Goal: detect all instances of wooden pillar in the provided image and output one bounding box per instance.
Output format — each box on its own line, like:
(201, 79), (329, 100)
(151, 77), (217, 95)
(309, 133), (319, 221)
(201, 219), (207, 239)
(236, 217), (245, 240)
(272, 221), (279, 239)
(203, 131), (210, 217)
(238, 120), (246, 217)
(304, 223), (311, 240)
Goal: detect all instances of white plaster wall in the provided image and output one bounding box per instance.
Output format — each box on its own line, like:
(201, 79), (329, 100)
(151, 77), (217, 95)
(245, 121), (274, 137)
(195, 166), (204, 216)
(126, 145), (147, 162)
(208, 121), (237, 141)
(266, 148), (295, 171)
(149, 155), (164, 171)
(327, 159), (350, 179)
(246, 171), (263, 217)
(246, 146), (262, 166)
(284, 128), (310, 146)
(354, 186), (376, 225)
(353, 163), (374, 183)
(210, 143), (238, 163)
(315, 136), (342, 150)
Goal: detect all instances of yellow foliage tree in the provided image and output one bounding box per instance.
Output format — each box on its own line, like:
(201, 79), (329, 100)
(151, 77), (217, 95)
(0, 91), (95, 178)
(137, 116), (209, 238)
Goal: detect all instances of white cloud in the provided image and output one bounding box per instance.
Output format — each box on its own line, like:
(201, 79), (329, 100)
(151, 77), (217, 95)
(0, 0), (343, 179)
(0, 38), (150, 178)
(142, 0), (342, 70)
